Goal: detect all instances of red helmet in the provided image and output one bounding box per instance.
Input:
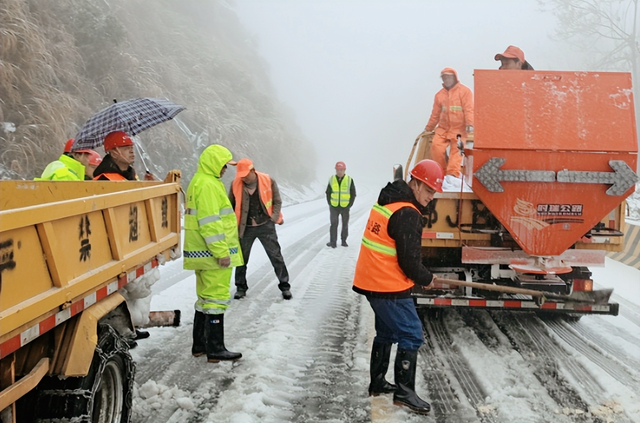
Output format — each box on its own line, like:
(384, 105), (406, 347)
(63, 138), (75, 153)
(410, 159), (444, 193)
(335, 161), (346, 170)
(104, 131), (134, 152)
(66, 138), (93, 154)
(87, 150), (102, 166)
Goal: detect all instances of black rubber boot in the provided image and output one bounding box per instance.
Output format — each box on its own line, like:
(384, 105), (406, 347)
(368, 342), (397, 396)
(205, 314), (242, 362)
(393, 348), (431, 414)
(135, 329), (150, 339)
(192, 311), (206, 357)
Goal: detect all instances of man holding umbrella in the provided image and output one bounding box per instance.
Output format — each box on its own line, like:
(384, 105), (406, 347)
(93, 131), (155, 181)
(73, 98), (185, 180)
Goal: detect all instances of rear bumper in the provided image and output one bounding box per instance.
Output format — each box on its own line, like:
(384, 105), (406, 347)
(413, 294), (619, 316)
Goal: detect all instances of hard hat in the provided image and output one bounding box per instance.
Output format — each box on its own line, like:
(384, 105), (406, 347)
(335, 161), (346, 170)
(66, 138), (94, 154)
(63, 138), (75, 153)
(87, 150), (102, 166)
(410, 159), (444, 193)
(104, 131), (134, 152)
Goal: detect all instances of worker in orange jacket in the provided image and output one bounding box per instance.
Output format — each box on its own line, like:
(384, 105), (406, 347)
(424, 67), (474, 179)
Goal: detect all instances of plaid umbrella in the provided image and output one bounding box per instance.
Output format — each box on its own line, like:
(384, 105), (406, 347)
(73, 97), (185, 150)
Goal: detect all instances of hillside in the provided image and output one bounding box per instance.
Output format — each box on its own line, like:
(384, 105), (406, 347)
(0, 0), (316, 185)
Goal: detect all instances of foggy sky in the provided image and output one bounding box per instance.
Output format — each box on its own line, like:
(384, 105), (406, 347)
(233, 0), (574, 186)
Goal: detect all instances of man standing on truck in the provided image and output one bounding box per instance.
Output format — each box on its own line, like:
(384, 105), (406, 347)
(229, 158), (292, 300)
(35, 138), (93, 181)
(495, 45), (534, 70)
(326, 161), (356, 248)
(184, 144), (243, 362)
(424, 67), (474, 189)
(352, 159), (442, 415)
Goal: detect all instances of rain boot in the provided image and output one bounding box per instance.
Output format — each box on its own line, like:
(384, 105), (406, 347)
(205, 314), (242, 363)
(368, 342), (397, 396)
(393, 348), (431, 414)
(192, 311), (206, 357)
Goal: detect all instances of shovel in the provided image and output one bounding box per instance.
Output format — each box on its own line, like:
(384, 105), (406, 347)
(430, 277), (613, 305)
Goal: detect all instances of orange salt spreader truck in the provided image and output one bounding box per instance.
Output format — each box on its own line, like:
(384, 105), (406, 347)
(407, 69), (638, 317)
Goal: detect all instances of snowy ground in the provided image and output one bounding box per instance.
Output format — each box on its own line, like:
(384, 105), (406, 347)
(129, 186), (640, 423)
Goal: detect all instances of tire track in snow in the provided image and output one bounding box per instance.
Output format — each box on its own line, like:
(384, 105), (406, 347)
(288, 232), (369, 422)
(564, 318), (639, 366)
(421, 310), (496, 423)
(544, 318), (639, 390)
(490, 312), (612, 423)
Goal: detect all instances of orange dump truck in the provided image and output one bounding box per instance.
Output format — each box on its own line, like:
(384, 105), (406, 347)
(408, 70), (638, 316)
(0, 172), (182, 422)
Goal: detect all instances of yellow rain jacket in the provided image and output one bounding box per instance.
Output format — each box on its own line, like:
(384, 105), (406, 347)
(183, 145), (243, 270)
(35, 154), (85, 181)
(183, 145), (243, 314)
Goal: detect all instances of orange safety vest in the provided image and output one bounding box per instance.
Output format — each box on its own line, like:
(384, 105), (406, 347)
(353, 201), (420, 293)
(94, 172), (127, 181)
(232, 171), (283, 224)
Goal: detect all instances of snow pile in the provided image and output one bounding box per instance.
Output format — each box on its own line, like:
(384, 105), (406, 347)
(442, 174), (472, 192)
(134, 380), (195, 418)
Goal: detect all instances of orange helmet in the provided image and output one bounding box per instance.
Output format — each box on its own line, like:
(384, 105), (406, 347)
(63, 138), (75, 153)
(410, 159), (444, 193)
(87, 150), (102, 166)
(104, 131), (134, 152)
(335, 161), (346, 170)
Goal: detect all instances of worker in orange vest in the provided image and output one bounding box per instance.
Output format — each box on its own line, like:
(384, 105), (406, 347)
(352, 159), (442, 415)
(229, 158), (291, 300)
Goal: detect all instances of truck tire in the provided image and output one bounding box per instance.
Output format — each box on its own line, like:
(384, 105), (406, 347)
(30, 324), (135, 422)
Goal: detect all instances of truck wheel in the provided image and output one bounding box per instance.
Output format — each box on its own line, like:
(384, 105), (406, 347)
(30, 324), (135, 422)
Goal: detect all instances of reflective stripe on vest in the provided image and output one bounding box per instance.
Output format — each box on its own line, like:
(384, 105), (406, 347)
(329, 174), (351, 207)
(352, 201), (420, 293)
(232, 171), (283, 224)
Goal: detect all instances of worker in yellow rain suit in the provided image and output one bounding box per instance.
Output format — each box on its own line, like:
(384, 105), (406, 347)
(183, 144), (243, 363)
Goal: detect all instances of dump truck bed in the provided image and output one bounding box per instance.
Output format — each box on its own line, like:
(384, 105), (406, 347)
(0, 174), (182, 359)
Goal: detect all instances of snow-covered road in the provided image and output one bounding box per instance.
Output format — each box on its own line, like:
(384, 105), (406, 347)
(130, 187), (640, 423)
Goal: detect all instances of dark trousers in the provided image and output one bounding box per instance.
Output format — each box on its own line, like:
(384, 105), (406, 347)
(235, 221), (290, 292)
(329, 206), (350, 244)
(366, 297), (424, 350)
